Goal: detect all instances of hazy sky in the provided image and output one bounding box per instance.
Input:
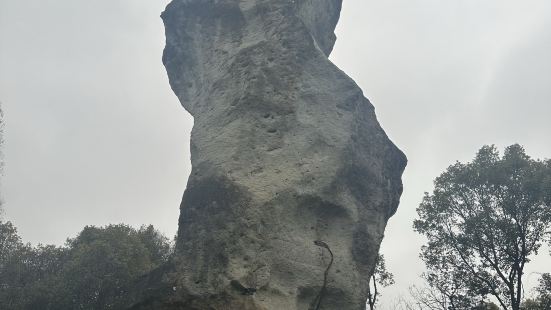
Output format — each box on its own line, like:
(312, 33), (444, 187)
(1, 0), (550, 307)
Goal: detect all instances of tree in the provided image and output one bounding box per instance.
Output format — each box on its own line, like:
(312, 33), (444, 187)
(412, 271), (479, 310)
(8, 244), (67, 310)
(53, 224), (172, 310)
(385, 285), (499, 310)
(399, 282), (502, 310)
(136, 225), (172, 263)
(535, 273), (551, 308)
(366, 253), (395, 310)
(0, 102), (4, 214)
(521, 273), (551, 310)
(0, 221), (22, 262)
(0, 223), (173, 310)
(414, 145), (551, 310)
(0, 101), (4, 175)
(0, 220), (51, 309)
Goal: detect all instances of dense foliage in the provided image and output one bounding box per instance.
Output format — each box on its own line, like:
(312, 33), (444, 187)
(521, 273), (551, 310)
(414, 145), (551, 310)
(536, 273), (551, 308)
(0, 222), (172, 310)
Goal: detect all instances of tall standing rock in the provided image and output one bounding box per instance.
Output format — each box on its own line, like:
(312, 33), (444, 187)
(136, 0), (406, 309)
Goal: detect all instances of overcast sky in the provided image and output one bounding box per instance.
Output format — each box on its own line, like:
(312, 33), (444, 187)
(1, 0), (550, 307)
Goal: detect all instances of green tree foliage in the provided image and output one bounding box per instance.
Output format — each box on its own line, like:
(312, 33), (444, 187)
(414, 145), (551, 310)
(0, 223), (172, 310)
(536, 273), (551, 308)
(1, 102), (4, 212)
(366, 253), (395, 310)
(0, 220), (22, 262)
(0, 101), (4, 174)
(521, 273), (551, 310)
(0, 220), (49, 309)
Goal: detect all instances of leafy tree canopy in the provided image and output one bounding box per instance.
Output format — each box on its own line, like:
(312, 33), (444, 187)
(521, 273), (551, 310)
(414, 144), (551, 310)
(0, 223), (172, 310)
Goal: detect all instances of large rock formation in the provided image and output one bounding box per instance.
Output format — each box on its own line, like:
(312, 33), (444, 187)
(132, 0), (406, 309)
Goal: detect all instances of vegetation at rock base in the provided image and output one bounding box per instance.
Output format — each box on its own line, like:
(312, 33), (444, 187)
(367, 253), (395, 310)
(0, 222), (172, 310)
(414, 144), (551, 310)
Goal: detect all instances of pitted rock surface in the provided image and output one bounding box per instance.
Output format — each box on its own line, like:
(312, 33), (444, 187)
(131, 1), (406, 309)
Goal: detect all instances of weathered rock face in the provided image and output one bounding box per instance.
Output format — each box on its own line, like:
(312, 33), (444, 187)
(136, 0), (406, 309)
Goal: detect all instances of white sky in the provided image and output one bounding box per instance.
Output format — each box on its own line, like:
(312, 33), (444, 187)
(1, 0), (550, 307)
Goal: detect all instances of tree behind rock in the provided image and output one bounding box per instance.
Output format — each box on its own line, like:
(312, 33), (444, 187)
(414, 144), (551, 310)
(366, 253), (395, 310)
(0, 224), (172, 310)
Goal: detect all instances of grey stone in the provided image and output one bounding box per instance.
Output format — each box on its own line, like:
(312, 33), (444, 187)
(130, 0), (406, 309)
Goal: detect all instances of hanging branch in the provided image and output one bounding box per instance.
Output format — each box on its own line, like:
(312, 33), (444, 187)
(313, 240), (334, 310)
